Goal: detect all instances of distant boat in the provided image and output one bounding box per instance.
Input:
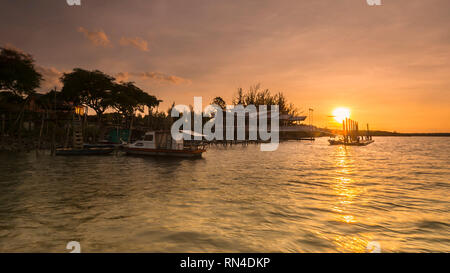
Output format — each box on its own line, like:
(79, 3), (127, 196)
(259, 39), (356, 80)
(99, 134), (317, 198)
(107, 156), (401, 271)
(328, 139), (374, 146)
(125, 131), (206, 158)
(329, 118), (374, 146)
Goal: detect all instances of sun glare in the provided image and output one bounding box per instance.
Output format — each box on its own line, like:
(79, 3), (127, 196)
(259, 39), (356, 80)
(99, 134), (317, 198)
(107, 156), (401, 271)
(333, 107), (351, 123)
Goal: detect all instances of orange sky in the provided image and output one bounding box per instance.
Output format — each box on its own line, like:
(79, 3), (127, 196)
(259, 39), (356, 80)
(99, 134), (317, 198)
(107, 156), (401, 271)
(1, 0), (449, 132)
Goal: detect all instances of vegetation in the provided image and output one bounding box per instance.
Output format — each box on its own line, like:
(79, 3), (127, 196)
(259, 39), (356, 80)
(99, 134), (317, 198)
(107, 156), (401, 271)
(211, 97), (226, 110)
(0, 46), (42, 97)
(61, 68), (115, 119)
(0, 47), (307, 151)
(232, 84), (299, 116)
(0, 47), (163, 150)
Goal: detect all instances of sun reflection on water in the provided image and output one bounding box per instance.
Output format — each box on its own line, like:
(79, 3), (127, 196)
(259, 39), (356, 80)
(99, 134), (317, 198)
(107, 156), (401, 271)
(330, 146), (371, 252)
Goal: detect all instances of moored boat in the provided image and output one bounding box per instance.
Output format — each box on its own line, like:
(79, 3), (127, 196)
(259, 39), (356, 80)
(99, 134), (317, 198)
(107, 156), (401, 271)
(329, 118), (374, 146)
(55, 145), (115, 156)
(328, 139), (374, 146)
(126, 131), (206, 158)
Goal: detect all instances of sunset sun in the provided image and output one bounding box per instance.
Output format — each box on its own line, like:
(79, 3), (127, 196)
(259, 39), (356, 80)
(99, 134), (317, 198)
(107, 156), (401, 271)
(332, 107), (351, 123)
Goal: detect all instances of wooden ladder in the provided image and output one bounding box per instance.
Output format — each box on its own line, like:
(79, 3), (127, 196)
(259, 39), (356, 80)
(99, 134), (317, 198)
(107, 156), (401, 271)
(72, 115), (83, 150)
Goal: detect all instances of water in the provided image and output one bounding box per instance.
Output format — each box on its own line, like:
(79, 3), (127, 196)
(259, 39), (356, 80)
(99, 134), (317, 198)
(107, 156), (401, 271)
(0, 137), (449, 252)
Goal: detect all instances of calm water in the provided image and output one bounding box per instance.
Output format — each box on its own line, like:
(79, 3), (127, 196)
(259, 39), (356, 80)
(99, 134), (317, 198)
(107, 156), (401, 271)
(0, 137), (449, 253)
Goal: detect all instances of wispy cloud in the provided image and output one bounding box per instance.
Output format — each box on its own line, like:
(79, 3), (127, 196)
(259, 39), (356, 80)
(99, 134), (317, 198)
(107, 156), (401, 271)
(137, 72), (191, 85)
(2, 43), (28, 54)
(36, 66), (64, 91)
(78, 27), (112, 48)
(115, 71), (191, 85)
(119, 37), (149, 52)
(115, 72), (130, 82)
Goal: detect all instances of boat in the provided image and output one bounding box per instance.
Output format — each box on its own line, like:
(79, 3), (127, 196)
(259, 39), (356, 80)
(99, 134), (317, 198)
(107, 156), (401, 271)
(329, 118), (374, 146)
(55, 145), (115, 156)
(328, 138), (374, 146)
(125, 131), (207, 158)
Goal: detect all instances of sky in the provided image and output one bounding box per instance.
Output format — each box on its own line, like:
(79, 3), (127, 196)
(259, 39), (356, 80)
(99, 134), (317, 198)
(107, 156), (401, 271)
(1, 0), (449, 132)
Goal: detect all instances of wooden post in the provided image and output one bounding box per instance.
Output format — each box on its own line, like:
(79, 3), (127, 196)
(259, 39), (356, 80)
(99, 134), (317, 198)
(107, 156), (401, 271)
(128, 113), (134, 144)
(1, 114), (4, 136)
(348, 118), (351, 142)
(342, 119), (346, 141)
(51, 121), (56, 156)
(349, 119), (351, 142)
(345, 118), (348, 143)
(352, 120), (355, 141)
(51, 89), (56, 156)
(36, 114), (45, 156)
(356, 122), (359, 141)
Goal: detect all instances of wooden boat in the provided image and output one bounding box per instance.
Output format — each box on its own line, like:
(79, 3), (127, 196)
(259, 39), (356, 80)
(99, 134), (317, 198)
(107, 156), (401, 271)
(56, 144), (115, 155)
(125, 131), (206, 158)
(328, 139), (374, 146)
(329, 118), (374, 146)
(55, 146), (114, 156)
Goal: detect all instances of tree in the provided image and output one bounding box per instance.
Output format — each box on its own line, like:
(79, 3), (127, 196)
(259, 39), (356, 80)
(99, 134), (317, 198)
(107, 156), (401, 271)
(232, 84), (299, 116)
(61, 68), (115, 118)
(232, 87), (244, 105)
(111, 82), (160, 117)
(0, 47), (42, 96)
(0, 91), (24, 112)
(212, 96), (226, 110)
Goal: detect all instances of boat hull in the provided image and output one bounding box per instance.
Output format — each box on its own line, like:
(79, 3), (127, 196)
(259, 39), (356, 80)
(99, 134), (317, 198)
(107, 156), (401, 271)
(55, 148), (114, 156)
(328, 139), (374, 146)
(125, 147), (205, 158)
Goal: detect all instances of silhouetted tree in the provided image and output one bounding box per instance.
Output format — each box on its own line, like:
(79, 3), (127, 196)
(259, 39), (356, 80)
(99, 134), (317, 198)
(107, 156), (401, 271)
(61, 68), (115, 119)
(0, 91), (24, 112)
(111, 82), (160, 117)
(232, 87), (244, 105)
(0, 47), (42, 96)
(212, 96), (226, 110)
(233, 84), (299, 116)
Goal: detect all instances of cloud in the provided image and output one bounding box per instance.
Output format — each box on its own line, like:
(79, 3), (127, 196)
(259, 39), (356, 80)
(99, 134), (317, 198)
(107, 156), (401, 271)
(36, 66), (64, 91)
(77, 27), (112, 48)
(2, 43), (28, 54)
(119, 37), (149, 52)
(115, 72), (130, 82)
(115, 71), (191, 85)
(137, 72), (191, 85)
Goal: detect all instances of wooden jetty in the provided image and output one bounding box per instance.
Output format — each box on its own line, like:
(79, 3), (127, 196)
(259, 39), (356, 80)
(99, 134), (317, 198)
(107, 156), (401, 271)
(55, 107), (115, 156)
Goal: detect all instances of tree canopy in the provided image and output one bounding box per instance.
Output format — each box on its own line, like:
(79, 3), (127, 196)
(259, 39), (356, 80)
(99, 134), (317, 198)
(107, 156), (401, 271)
(0, 47), (42, 96)
(211, 97), (226, 110)
(232, 84), (299, 116)
(111, 81), (161, 117)
(60, 68), (115, 117)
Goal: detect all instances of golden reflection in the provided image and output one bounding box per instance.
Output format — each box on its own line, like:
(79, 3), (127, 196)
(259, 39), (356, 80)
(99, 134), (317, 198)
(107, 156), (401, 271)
(332, 147), (358, 223)
(333, 234), (373, 253)
(331, 146), (370, 252)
